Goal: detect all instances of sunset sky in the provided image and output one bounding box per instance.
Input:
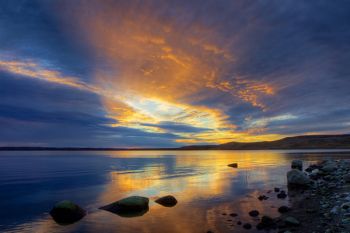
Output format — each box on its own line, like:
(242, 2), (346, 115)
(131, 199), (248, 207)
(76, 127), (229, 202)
(1, 0), (350, 147)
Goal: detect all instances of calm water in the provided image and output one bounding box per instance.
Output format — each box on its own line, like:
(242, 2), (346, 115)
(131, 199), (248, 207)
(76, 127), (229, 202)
(1, 150), (350, 233)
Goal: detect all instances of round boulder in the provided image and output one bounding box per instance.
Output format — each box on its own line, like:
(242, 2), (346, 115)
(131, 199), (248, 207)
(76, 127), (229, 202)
(291, 160), (303, 171)
(50, 200), (86, 224)
(287, 169), (311, 187)
(155, 195), (177, 207)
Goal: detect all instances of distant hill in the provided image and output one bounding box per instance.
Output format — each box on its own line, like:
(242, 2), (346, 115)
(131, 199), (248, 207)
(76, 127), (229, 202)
(180, 134), (350, 150)
(1, 135), (350, 151)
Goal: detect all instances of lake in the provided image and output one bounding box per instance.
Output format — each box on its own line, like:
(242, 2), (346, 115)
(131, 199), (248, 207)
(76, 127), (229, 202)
(1, 150), (350, 233)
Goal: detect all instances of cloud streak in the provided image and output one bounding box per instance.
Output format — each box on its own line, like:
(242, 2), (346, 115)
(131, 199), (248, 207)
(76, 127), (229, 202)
(0, 0), (350, 146)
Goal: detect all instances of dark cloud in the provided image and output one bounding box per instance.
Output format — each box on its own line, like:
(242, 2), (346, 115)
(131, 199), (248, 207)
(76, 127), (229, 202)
(0, 0), (350, 146)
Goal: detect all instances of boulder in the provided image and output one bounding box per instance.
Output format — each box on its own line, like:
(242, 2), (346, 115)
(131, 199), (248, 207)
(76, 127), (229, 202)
(50, 200), (86, 224)
(155, 195), (177, 207)
(99, 196), (149, 217)
(287, 169), (311, 187)
(321, 160), (337, 173)
(291, 160), (303, 171)
(228, 163), (238, 168)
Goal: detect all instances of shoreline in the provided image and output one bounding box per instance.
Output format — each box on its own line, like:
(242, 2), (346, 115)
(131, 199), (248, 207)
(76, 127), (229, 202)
(229, 159), (350, 233)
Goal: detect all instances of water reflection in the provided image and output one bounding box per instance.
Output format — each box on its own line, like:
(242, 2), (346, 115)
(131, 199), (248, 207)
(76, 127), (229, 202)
(0, 150), (350, 233)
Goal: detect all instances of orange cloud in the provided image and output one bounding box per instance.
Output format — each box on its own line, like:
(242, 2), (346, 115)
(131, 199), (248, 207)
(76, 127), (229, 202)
(1, 1), (282, 144)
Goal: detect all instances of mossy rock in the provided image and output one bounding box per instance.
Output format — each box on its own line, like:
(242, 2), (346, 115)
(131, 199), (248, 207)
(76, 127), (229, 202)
(155, 195), (178, 207)
(99, 196), (149, 218)
(50, 200), (86, 225)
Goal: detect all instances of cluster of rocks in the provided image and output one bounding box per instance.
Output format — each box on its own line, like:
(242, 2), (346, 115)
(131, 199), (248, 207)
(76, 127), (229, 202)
(216, 159), (350, 232)
(50, 195), (177, 224)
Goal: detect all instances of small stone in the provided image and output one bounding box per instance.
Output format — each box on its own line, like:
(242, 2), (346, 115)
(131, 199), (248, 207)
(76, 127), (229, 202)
(341, 202), (350, 209)
(278, 206), (290, 213)
(344, 174), (350, 183)
(237, 221), (242, 225)
(228, 163), (238, 168)
(248, 210), (259, 217)
(258, 195), (269, 201)
(284, 216), (300, 226)
(155, 195), (177, 207)
(230, 213), (238, 217)
(306, 208), (317, 214)
(274, 187), (280, 192)
(243, 223), (252, 229)
(261, 216), (274, 225)
(277, 191), (287, 199)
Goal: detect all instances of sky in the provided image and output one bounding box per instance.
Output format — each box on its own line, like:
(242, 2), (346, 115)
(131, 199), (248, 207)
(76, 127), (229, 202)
(0, 0), (350, 148)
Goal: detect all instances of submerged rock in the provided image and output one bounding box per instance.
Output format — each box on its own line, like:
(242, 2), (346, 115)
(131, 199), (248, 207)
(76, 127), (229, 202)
(287, 169), (311, 187)
(50, 200), (86, 224)
(99, 196), (149, 217)
(291, 160), (303, 171)
(155, 195), (177, 207)
(228, 163), (238, 168)
(248, 210), (259, 217)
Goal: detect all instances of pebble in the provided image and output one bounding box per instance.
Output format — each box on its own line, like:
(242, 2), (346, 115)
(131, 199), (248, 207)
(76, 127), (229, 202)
(248, 210), (259, 217)
(243, 223), (252, 229)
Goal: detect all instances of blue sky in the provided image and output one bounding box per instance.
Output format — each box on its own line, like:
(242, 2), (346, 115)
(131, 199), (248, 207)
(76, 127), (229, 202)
(0, 0), (350, 147)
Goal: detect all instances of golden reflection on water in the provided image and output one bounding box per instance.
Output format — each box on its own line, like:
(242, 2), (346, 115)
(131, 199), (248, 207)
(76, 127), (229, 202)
(7, 150), (342, 233)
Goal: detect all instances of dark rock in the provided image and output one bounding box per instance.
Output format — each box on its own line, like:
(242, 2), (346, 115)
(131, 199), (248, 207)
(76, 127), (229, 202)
(228, 163), (238, 168)
(50, 200), (86, 224)
(291, 160), (303, 171)
(287, 169), (311, 187)
(257, 216), (276, 230)
(284, 216), (300, 226)
(249, 210), (259, 217)
(343, 174), (350, 183)
(274, 187), (280, 192)
(99, 196), (149, 217)
(278, 206), (290, 213)
(277, 191), (287, 199)
(306, 208), (316, 214)
(258, 195), (269, 201)
(237, 221), (242, 225)
(261, 216), (274, 226)
(155, 195), (177, 207)
(230, 213), (238, 217)
(243, 223), (252, 229)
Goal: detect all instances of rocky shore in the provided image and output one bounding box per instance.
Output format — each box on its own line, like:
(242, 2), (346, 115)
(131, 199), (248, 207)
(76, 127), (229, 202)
(281, 159), (350, 233)
(219, 159), (350, 233)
